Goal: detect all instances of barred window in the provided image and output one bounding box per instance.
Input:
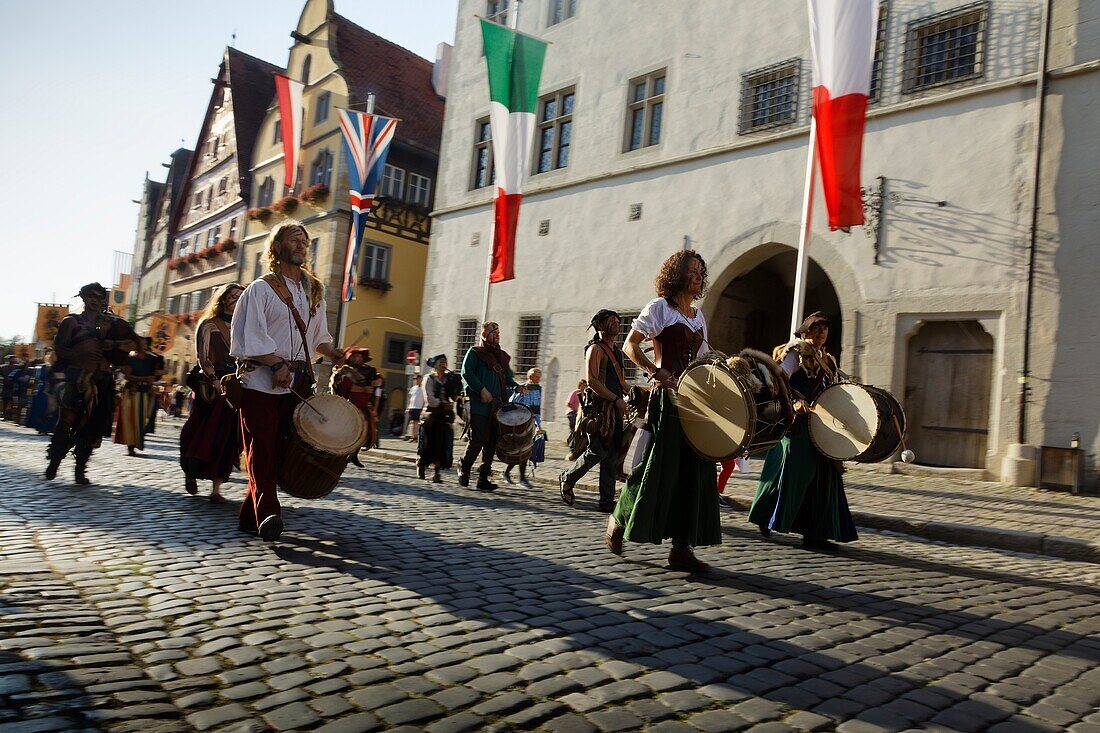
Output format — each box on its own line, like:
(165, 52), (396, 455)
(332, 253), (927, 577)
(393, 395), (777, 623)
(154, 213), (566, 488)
(471, 117), (495, 189)
(407, 172), (432, 207)
(380, 164), (405, 199)
(486, 0), (508, 26)
(615, 311), (641, 384)
(310, 148), (333, 187)
(549, 0), (576, 25)
(516, 316), (542, 375)
(535, 88), (575, 174)
(625, 71), (665, 152)
(869, 2), (889, 102)
(455, 319), (479, 365)
(903, 2), (987, 93)
(360, 243), (390, 282)
(739, 58), (801, 134)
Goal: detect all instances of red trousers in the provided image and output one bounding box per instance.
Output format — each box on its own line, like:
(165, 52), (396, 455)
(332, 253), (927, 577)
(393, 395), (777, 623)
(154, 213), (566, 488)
(238, 389), (296, 529)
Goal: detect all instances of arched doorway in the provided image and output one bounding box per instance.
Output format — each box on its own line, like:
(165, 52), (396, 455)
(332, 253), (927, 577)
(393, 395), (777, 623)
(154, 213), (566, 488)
(904, 320), (993, 468)
(709, 249), (842, 359)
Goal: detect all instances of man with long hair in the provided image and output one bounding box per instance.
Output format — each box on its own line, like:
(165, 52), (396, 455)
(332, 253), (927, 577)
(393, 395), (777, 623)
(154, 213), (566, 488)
(459, 321), (522, 492)
(230, 222), (344, 541)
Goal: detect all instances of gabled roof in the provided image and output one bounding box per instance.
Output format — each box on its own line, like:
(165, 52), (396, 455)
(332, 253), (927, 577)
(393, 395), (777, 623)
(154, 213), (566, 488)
(331, 13), (444, 155)
(170, 47), (281, 233)
(225, 47), (281, 193)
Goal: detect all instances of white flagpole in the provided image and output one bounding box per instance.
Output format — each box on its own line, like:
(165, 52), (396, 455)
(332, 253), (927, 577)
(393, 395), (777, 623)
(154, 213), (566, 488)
(789, 117), (817, 338)
(337, 93), (375, 347)
(479, 0), (522, 324)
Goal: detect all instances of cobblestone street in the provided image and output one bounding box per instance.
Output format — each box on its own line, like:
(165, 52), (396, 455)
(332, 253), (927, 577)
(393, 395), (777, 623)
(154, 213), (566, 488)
(2, 420), (1099, 733)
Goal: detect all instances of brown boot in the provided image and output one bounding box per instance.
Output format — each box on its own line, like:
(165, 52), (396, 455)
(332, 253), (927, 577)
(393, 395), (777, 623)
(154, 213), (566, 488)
(668, 547), (711, 573)
(605, 516), (624, 556)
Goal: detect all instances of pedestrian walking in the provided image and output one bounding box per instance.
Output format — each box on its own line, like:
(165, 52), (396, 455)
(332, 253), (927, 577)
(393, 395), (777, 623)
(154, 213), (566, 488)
(416, 355), (462, 483)
(503, 367), (542, 487)
(560, 310), (627, 513)
(230, 221), (343, 541)
(404, 375), (425, 442)
(24, 350), (58, 434)
(458, 321), (523, 492)
(114, 338), (160, 456)
(565, 379), (586, 435)
(331, 347), (381, 467)
(0, 355), (20, 422)
(45, 282), (140, 485)
(748, 312), (857, 549)
(605, 251), (720, 572)
(179, 283), (244, 503)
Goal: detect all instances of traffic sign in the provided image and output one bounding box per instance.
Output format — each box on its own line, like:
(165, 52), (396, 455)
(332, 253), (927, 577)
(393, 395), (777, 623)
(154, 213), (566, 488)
(406, 350), (420, 365)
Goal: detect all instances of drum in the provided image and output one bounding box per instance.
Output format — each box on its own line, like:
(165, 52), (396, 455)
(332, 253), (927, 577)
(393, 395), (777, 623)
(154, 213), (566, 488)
(495, 403), (535, 464)
(675, 349), (795, 461)
(809, 382), (906, 462)
(279, 394), (368, 499)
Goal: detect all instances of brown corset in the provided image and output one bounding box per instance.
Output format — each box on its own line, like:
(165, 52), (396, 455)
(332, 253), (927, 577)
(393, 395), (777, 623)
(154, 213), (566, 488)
(653, 323), (704, 378)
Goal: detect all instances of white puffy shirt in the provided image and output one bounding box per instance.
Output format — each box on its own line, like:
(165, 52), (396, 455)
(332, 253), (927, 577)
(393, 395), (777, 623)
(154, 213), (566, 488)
(230, 275), (333, 395)
(630, 297), (711, 366)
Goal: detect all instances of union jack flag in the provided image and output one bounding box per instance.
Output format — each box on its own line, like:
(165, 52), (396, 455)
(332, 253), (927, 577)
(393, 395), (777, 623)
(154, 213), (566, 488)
(338, 109), (398, 302)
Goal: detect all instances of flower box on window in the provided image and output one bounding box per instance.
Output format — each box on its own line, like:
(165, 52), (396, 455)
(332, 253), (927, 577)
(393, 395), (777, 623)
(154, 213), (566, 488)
(246, 206), (272, 222)
(218, 238), (238, 252)
(273, 195), (299, 215)
(300, 183), (330, 206)
(199, 247), (218, 260)
(358, 277), (393, 293)
(185, 252), (201, 264)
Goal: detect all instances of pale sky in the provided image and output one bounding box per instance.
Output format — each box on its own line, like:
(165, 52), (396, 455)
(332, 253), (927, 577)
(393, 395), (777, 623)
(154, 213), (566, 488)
(0, 0), (458, 340)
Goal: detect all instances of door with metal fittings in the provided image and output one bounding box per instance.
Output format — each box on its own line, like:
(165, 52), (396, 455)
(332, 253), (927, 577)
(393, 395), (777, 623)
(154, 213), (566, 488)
(904, 320), (994, 468)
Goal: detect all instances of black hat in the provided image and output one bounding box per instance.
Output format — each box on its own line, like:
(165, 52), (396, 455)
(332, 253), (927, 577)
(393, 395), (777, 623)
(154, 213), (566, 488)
(426, 353), (447, 368)
(795, 311), (831, 336)
(590, 309), (620, 330)
(75, 282), (108, 298)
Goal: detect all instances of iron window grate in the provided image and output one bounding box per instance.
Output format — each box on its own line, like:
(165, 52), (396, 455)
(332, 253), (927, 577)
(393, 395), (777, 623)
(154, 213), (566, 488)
(739, 58), (801, 134)
(869, 1), (889, 102)
(903, 1), (988, 93)
(516, 316), (542, 375)
(616, 312), (641, 384)
(455, 319), (478, 367)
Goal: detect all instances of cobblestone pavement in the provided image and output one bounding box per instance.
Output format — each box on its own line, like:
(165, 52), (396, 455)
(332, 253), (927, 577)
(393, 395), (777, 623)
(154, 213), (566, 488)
(371, 434), (1100, 562)
(2, 420), (1099, 733)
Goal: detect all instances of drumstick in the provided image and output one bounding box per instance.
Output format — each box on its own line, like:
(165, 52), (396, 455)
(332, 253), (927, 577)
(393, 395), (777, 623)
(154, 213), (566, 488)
(289, 385), (328, 422)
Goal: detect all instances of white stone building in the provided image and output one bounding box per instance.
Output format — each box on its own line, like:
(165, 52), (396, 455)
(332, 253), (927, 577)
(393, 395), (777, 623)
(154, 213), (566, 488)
(421, 0), (1100, 485)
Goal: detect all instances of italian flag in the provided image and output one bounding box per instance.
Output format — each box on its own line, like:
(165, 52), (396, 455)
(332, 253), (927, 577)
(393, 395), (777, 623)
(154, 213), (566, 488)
(480, 19), (547, 283)
(274, 73), (304, 191)
(808, 0), (879, 229)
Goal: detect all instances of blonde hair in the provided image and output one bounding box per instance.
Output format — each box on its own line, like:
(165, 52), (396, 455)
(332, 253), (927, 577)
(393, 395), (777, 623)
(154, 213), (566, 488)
(199, 282), (244, 324)
(265, 220), (325, 309)
(527, 368), (541, 379)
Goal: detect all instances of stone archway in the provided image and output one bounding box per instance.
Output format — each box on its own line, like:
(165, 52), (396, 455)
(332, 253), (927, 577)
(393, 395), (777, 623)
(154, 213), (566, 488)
(707, 247), (842, 359)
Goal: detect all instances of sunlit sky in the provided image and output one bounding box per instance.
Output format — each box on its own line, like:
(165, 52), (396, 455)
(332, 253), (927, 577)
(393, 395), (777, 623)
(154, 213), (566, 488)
(0, 0), (458, 339)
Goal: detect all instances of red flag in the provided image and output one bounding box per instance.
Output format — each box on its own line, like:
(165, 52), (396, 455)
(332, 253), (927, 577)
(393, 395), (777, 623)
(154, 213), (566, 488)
(274, 73), (304, 191)
(808, 0), (879, 229)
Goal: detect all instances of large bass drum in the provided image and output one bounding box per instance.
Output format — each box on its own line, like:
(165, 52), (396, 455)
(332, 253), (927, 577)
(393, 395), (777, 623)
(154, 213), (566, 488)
(675, 349), (795, 462)
(808, 382), (906, 462)
(279, 395), (368, 499)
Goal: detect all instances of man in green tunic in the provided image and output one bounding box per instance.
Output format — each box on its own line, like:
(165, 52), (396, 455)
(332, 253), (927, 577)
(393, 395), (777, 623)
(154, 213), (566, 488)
(459, 321), (521, 491)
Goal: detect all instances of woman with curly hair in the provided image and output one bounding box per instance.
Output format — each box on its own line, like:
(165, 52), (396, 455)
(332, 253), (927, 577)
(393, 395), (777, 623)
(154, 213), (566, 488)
(605, 250), (721, 572)
(179, 282), (244, 502)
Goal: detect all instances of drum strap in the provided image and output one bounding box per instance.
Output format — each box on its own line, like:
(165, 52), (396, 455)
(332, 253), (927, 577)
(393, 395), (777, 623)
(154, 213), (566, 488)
(593, 341), (627, 395)
(262, 274), (311, 357)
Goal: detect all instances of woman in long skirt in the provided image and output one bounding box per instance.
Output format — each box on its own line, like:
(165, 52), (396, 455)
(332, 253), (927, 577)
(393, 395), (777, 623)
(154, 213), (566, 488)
(606, 250), (721, 572)
(416, 355), (461, 483)
(748, 312), (858, 548)
(24, 351), (58, 434)
(179, 283), (243, 503)
(114, 340), (158, 455)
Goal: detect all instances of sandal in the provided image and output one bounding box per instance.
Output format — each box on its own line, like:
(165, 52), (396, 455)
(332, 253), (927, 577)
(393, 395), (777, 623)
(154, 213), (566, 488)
(558, 473), (575, 507)
(605, 517), (624, 556)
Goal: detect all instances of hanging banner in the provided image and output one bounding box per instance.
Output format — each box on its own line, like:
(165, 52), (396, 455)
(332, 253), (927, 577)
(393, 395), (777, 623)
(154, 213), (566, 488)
(148, 314), (178, 355)
(33, 304), (68, 345)
(480, 20), (547, 283)
(337, 109), (398, 302)
(274, 73), (304, 190)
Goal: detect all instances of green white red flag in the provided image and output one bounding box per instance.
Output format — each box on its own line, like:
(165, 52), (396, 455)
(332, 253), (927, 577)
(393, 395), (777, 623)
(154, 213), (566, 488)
(480, 19), (547, 283)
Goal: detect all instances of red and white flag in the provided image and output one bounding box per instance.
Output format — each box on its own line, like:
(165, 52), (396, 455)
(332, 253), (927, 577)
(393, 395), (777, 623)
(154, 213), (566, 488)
(274, 73), (304, 191)
(808, 0), (879, 229)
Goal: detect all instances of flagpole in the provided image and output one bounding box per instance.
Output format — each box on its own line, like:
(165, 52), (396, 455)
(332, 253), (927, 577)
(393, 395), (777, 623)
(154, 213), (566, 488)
(480, 0), (521, 324)
(789, 117), (817, 338)
(336, 93), (375, 348)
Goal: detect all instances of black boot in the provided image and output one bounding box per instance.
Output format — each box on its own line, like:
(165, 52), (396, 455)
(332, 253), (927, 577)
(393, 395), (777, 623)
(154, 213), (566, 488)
(475, 466), (498, 492)
(74, 459), (91, 486)
(45, 444), (64, 480)
(349, 452), (364, 468)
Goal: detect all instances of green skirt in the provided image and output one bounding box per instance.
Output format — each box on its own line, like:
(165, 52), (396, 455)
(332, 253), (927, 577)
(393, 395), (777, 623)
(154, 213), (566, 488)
(747, 421), (858, 543)
(613, 389), (722, 547)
